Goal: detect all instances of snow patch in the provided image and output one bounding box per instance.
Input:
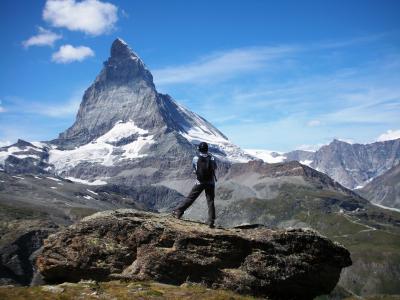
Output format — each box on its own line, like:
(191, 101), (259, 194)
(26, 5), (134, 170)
(50, 187), (57, 189)
(176, 103), (251, 163)
(300, 160), (313, 166)
(47, 177), (61, 182)
(0, 145), (43, 165)
(49, 120), (154, 171)
(245, 149), (286, 163)
(12, 176), (24, 180)
(372, 203), (400, 213)
(83, 195), (94, 200)
(66, 177), (108, 185)
(87, 189), (99, 196)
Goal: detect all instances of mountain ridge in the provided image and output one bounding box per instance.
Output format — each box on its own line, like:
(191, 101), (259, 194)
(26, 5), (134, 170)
(248, 138), (400, 192)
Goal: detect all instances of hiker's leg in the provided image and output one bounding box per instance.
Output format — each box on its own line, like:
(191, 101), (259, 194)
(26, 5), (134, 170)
(205, 184), (216, 226)
(175, 184), (204, 214)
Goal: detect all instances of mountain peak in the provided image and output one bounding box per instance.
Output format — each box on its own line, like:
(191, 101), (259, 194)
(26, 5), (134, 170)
(110, 38), (138, 60)
(95, 37), (154, 88)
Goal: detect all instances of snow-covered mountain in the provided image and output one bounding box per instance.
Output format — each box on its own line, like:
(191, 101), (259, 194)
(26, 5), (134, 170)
(249, 138), (400, 191)
(0, 38), (252, 186)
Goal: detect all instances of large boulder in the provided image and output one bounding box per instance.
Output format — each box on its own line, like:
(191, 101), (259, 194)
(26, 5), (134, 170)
(37, 209), (351, 299)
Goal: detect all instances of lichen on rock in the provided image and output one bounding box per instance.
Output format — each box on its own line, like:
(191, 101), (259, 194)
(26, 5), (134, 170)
(36, 209), (351, 299)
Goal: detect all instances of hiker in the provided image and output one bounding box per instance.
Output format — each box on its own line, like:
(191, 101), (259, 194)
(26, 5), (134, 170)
(172, 142), (217, 228)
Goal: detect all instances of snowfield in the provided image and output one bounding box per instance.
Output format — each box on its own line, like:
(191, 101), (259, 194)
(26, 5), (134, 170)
(0, 146), (42, 165)
(49, 120), (154, 172)
(244, 149), (286, 163)
(176, 102), (252, 163)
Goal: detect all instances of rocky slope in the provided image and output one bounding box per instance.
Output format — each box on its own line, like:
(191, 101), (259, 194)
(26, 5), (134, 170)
(0, 171), (150, 286)
(249, 139), (400, 191)
(36, 209), (351, 300)
(358, 163), (400, 209)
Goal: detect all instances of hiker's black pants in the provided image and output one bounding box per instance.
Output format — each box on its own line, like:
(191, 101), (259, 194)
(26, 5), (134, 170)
(176, 183), (215, 225)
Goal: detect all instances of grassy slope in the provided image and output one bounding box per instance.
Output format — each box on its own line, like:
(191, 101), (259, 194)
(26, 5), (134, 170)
(220, 183), (400, 297)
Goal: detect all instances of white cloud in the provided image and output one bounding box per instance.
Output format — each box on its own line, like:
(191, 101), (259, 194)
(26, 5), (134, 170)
(307, 120), (321, 127)
(152, 34), (386, 87)
(43, 0), (118, 36)
(22, 27), (62, 48)
(377, 129), (400, 142)
(153, 46), (296, 85)
(52, 44), (94, 63)
(0, 100), (5, 113)
(0, 140), (11, 147)
(295, 144), (325, 152)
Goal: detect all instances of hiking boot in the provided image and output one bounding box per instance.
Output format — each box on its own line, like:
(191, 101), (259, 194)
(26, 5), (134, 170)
(172, 210), (183, 219)
(208, 223), (215, 229)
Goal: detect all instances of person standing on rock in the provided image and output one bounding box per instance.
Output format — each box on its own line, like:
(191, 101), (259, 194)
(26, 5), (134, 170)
(173, 142), (217, 228)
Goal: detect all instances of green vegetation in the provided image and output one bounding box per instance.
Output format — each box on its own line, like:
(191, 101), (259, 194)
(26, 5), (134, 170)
(0, 280), (260, 300)
(225, 183), (400, 297)
(0, 202), (50, 247)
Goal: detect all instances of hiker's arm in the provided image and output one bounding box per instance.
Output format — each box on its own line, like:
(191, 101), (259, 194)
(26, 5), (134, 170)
(192, 156), (197, 173)
(212, 156), (218, 182)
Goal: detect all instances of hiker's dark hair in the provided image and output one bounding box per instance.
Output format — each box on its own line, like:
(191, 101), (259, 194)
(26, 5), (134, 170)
(198, 142), (208, 153)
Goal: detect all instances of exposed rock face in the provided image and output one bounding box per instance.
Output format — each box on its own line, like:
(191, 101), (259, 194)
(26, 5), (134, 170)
(0, 140), (51, 175)
(359, 163), (400, 209)
(310, 139), (400, 190)
(292, 139), (400, 190)
(37, 209), (351, 299)
(0, 221), (57, 286)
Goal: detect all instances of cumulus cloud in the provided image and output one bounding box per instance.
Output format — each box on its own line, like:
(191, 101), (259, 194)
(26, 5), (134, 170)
(52, 44), (94, 63)
(377, 129), (400, 142)
(43, 0), (118, 35)
(22, 27), (62, 48)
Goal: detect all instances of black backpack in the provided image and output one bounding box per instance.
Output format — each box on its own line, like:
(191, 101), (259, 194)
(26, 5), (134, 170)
(196, 155), (214, 183)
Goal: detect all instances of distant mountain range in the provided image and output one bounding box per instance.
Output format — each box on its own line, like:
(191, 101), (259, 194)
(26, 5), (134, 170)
(247, 138), (400, 192)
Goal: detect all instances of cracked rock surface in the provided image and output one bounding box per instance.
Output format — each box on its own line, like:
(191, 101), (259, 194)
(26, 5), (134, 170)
(37, 209), (351, 299)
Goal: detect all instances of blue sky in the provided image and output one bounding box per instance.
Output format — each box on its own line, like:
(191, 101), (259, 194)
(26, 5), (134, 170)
(1, 0), (400, 151)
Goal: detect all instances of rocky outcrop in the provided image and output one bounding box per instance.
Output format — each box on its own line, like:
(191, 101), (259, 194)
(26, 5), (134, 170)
(0, 221), (57, 285)
(37, 209), (351, 299)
